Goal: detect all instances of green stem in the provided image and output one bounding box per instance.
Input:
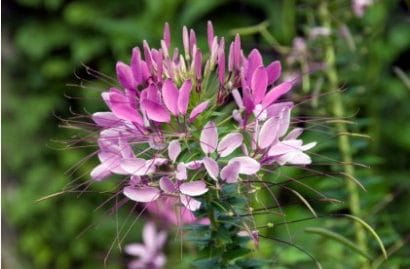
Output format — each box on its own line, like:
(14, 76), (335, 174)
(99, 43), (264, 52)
(319, 2), (370, 268)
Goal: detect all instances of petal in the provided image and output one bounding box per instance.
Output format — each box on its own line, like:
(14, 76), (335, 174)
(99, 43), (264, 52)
(185, 160), (203, 170)
(142, 99), (171, 122)
(177, 80), (192, 115)
(116, 62), (136, 90)
(143, 222), (157, 251)
(217, 38), (225, 84)
(251, 66), (268, 104)
(179, 181), (208, 196)
(266, 60), (281, 85)
(161, 79), (179, 115)
(285, 127), (304, 140)
(168, 140), (181, 163)
(200, 121), (218, 154)
(278, 151), (312, 165)
(203, 157), (219, 181)
(207, 21), (214, 50)
(180, 195), (201, 211)
(125, 243), (148, 258)
(106, 90), (143, 125)
(301, 142), (317, 151)
(246, 49), (263, 81)
(90, 163), (111, 181)
(123, 186), (160, 202)
(189, 100), (209, 122)
(175, 163), (187, 180)
(258, 116), (280, 149)
(220, 161), (240, 183)
(163, 22), (171, 48)
(278, 106), (292, 137)
(217, 133), (243, 157)
(121, 158), (153, 176)
(92, 112), (120, 128)
(262, 81), (293, 108)
(228, 157), (260, 175)
(159, 176), (177, 193)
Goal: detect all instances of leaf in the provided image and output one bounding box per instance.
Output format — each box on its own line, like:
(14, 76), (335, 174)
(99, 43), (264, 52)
(342, 214), (388, 259)
(305, 227), (371, 259)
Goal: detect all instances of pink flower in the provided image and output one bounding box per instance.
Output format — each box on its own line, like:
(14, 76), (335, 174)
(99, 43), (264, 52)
(125, 222), (167, 269)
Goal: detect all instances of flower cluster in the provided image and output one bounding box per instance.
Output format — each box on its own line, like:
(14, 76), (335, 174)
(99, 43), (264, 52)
(90, 21), (315, 221)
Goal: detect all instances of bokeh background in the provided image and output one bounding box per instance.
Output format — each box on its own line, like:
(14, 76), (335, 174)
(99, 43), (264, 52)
(2, 0), (410, 268)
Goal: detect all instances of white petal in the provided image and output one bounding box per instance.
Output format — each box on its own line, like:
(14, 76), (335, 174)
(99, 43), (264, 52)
(180, 195), (202, 211)
(217, 133), (243, 157)
(175, 163), (187, 180)
(121, 158), (153, 176)
(179, 180), (208, 196)
(123, 186), (160, 202)
(228, 157), (260, 175)
(258, 116), (279, 149)
(168, 140), (181, 162)
(203, 157), (219, 181)
(200, 121), (218, 154)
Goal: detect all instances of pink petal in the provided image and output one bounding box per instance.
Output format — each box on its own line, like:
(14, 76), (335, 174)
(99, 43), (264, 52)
(228, 157), (260, 175)
(142, 222), (157, 250)
(220, 161), (240, 183)
(231, 89), (244, 109)
(217, 133), (243, 157)
(200, 121), (218, 154)
(194, 50), (202, 80)
(180, 195), (201, 211)
(285, 128), (304, 140)
(177, 80), (192, 115)
(189, 29), (197, 55)
(262, 81), (293, 108)
(168, 140), (181, 163)
(92, 112), (120, 128)
(207, 21), (214, 50)
(120, 158), (152, 176)
(142, 99), (171, 122)
(162, 79), (179, 115)
(116, 62), (136, 90)
(203, 157), (219, 181)
(278, 107), (291, 137)
(179, 181), (208, 196)
(123, 186), (160, 202)
(246, 49), (263, 81)
(268, 140), (302, 157)
(217, 38), (225, 84)
(163, 22), (171, 48)
(159, 177), (177, 193)
(258, 116), (280, 149)
(106, 90), (143, 125)
(131, 47), (143, 84)
(182, 26), (189, 57)
(189, 100), (209, 122)
(251, 66), (268, 104)
(233, 34), (241, 69)
(266, 61), (281, 85)
(90, 163), (111, 181)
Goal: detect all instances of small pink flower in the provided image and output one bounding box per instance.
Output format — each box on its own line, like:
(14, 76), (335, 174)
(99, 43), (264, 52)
(125, 222), (167, 269)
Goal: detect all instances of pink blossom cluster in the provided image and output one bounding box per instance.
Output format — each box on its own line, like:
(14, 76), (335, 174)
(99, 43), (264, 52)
(90, 21), (316, 220)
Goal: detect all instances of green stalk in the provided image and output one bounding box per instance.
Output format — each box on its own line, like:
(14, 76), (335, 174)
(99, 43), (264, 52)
(319, 2), (370, 268)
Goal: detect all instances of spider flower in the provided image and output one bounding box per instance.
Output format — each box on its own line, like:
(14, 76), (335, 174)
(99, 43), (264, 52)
(89, 21), (316, 224)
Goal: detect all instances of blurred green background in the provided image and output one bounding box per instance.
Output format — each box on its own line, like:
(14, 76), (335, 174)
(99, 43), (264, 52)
(2, 0), (409, 268)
